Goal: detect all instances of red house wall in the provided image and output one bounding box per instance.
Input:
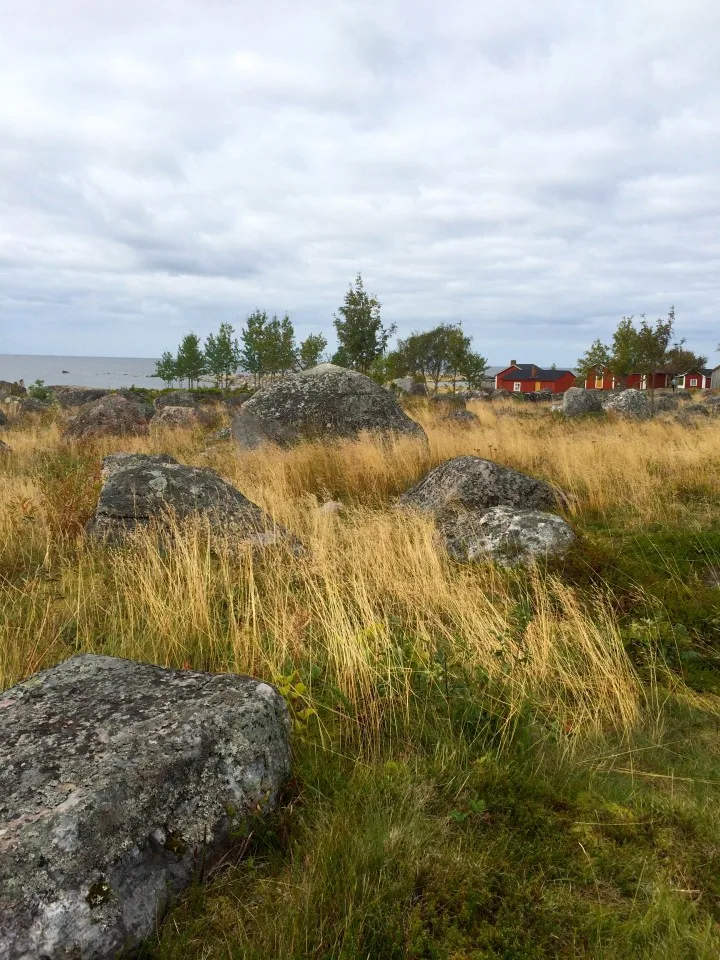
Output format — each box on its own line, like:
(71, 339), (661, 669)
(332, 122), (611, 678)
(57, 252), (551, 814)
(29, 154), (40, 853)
(497, 372), (575, 394)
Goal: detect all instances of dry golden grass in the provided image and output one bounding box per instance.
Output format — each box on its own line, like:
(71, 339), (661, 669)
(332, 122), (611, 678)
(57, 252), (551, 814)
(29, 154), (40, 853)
(2, 399), (719, 750)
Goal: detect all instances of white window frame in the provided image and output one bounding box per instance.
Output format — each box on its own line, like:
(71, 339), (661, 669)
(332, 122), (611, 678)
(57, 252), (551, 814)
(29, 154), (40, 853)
(689, 377), (698, 387)
(513, 382), (522, 392)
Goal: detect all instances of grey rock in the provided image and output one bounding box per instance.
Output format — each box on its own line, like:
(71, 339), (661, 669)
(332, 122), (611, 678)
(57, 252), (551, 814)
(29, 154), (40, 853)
(399, 456), (561, 515)
(114, 392), (154, 421)
(100, 452), (179, 480)
(702, 395), (720, 411)
(50, 387), (110, 408)
(654, 395), (680, 412)
(603, 389), (651, 420)
(151, 405), (211, 429)
(225, 394), (251, 412)
(562, 387), (603, 418)
(209, 426), (232, 442)
(19, 397), (53, 415)
(489, 389), (510, 400)
(0, 408), (7, 427)
(153, 390), (197, 410)
(676, 403), (711, 425)
(0, 380), (26, 396)
(231, 364), (426, 449)
(550, 403), (563, 413)
(64, 395), (150, 441)
(0, 654), (291, 960)
(442, 410), (480, 427)
(86, 457), (302, 552)
(440, 506), (576, 566)
(675, 390), (693, 400)
(390, 377), (427, 396)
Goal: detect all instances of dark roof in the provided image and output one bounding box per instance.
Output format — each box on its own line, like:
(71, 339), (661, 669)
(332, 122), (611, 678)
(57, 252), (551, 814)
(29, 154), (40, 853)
(497, 364), (575, 382)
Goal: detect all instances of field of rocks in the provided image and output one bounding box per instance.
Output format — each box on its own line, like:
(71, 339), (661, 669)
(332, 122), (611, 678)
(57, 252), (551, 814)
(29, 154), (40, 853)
(3, 369), (720, 959)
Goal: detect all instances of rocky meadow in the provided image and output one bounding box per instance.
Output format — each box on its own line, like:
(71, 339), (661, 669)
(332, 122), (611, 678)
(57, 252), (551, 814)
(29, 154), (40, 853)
(3, 379), (720, 958)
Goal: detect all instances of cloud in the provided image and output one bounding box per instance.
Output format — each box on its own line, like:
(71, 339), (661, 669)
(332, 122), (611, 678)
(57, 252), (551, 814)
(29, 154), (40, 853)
(0, 0), (718, 362)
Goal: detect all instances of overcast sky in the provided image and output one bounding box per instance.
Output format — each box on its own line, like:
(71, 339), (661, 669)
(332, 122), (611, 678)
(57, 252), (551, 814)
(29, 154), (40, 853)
(1, 0), (718, 365)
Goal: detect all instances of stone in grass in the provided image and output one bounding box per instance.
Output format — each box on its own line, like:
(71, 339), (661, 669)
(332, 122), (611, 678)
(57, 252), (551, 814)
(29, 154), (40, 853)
(151, 405), (212, 429)
(602, 389), (651, 420)
(87, 454), (303, 553)
(232, 363), (426, 449)
(0, 654), (291, 960)
(442, 410), (480, 427)
(399, 456), (561, 515)
(440, 505), (576, 566)
(64, 394), (150, 441)
(562, 387), (603, 418)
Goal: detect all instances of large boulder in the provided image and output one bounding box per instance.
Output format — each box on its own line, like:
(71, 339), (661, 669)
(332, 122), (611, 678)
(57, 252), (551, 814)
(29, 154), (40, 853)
(562, 387), (603, 418)
(231, 364), (426, 449)
(153, 390), (197, 410)
(603, 389), (651, 420)
(19, 397), (53, 415)
(440, 506), (576, 566)
(0, 408), (7, 427)
(64, 395), (150, 441)
(399, 456), (560, 515)
(151, 405), (212, 429)
(0, 654), (291, 960)
(50, 386), (110, 408)
(390, 377), (427, 397)
(676, 403), (711, 425)
(0, 380), (26, 396)
(86, 455), (301, 552)
(442, 410), (480, 427)
(654, 394), (680, 412)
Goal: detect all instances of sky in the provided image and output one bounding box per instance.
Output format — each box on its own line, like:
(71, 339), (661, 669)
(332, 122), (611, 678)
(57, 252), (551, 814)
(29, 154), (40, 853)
(0, 0), (718, 366)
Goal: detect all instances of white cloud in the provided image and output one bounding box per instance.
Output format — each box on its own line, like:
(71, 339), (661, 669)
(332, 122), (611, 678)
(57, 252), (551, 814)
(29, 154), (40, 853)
(0, 0), (718, 362)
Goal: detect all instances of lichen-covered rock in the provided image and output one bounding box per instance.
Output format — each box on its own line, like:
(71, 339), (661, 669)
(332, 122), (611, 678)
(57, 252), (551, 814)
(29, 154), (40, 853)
(702, 395), (720, 412)
(19, 397), (53, 415)
(153, 390), (197, 410)
(562, 387), (603, 418)
(442, 410), (480, 427)
(100, 452), (179, 480)
(654, 395), (680, 412)
(231, 364), (426, 449)
(440, 505), (576, 566)
(0, 408), (7, 427)
(86, 456), (302, 552)
(676, 403), (711, 425)
(390, 377), (427, 396)
(151, 405), (211, 429)
(64, 395), (149, 441)
(603, 389), (651, 420)
(50, 387), (110, 408)
(399, 456), (560, 515)
(209, 425), (232, 442)
(0, 654), (291, 960)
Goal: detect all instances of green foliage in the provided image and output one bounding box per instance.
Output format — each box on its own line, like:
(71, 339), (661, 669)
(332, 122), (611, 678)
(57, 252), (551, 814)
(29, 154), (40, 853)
(175, 333), (205, 389)
(27, 379), (53, 402)
(332, 273), (395, 373)
(576, 338), (611, 381)
(153, 351), (177, 388)
(297, 332), (328, 370)
(387, 322), (487, 393)
(239, 311), (297, 384)
(203, 323), (241, 389)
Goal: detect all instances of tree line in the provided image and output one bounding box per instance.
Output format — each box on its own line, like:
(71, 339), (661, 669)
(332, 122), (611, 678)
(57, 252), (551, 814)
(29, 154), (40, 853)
(154, 273), (488, 393)
(576, 308), (707, 398)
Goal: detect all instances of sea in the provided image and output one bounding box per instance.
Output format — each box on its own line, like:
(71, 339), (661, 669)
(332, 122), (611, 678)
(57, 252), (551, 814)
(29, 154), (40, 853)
(0, 355), (167, 390)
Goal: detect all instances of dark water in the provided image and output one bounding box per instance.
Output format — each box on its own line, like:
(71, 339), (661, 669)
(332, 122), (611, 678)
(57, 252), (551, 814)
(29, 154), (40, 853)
(0, 355), (167, 390)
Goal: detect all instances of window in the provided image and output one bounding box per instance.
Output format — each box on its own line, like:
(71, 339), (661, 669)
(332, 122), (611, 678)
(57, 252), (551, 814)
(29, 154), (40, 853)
(690, 378), (698, 387)
(513, 382), (521, 392)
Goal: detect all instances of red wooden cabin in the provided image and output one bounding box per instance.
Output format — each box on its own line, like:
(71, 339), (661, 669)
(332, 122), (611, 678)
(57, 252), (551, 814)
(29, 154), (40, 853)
(495, 362), (576, 394)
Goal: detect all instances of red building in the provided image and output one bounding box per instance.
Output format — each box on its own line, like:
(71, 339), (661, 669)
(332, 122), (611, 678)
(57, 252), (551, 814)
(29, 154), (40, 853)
(495, 363), (576, 394)
(677, 369), (714, 390)
(584, 367), (715, 390)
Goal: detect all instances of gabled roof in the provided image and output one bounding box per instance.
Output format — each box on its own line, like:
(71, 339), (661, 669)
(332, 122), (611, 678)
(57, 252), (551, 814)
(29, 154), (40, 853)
(497, 364), (575, 382)
(482, 366), (506, 379)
